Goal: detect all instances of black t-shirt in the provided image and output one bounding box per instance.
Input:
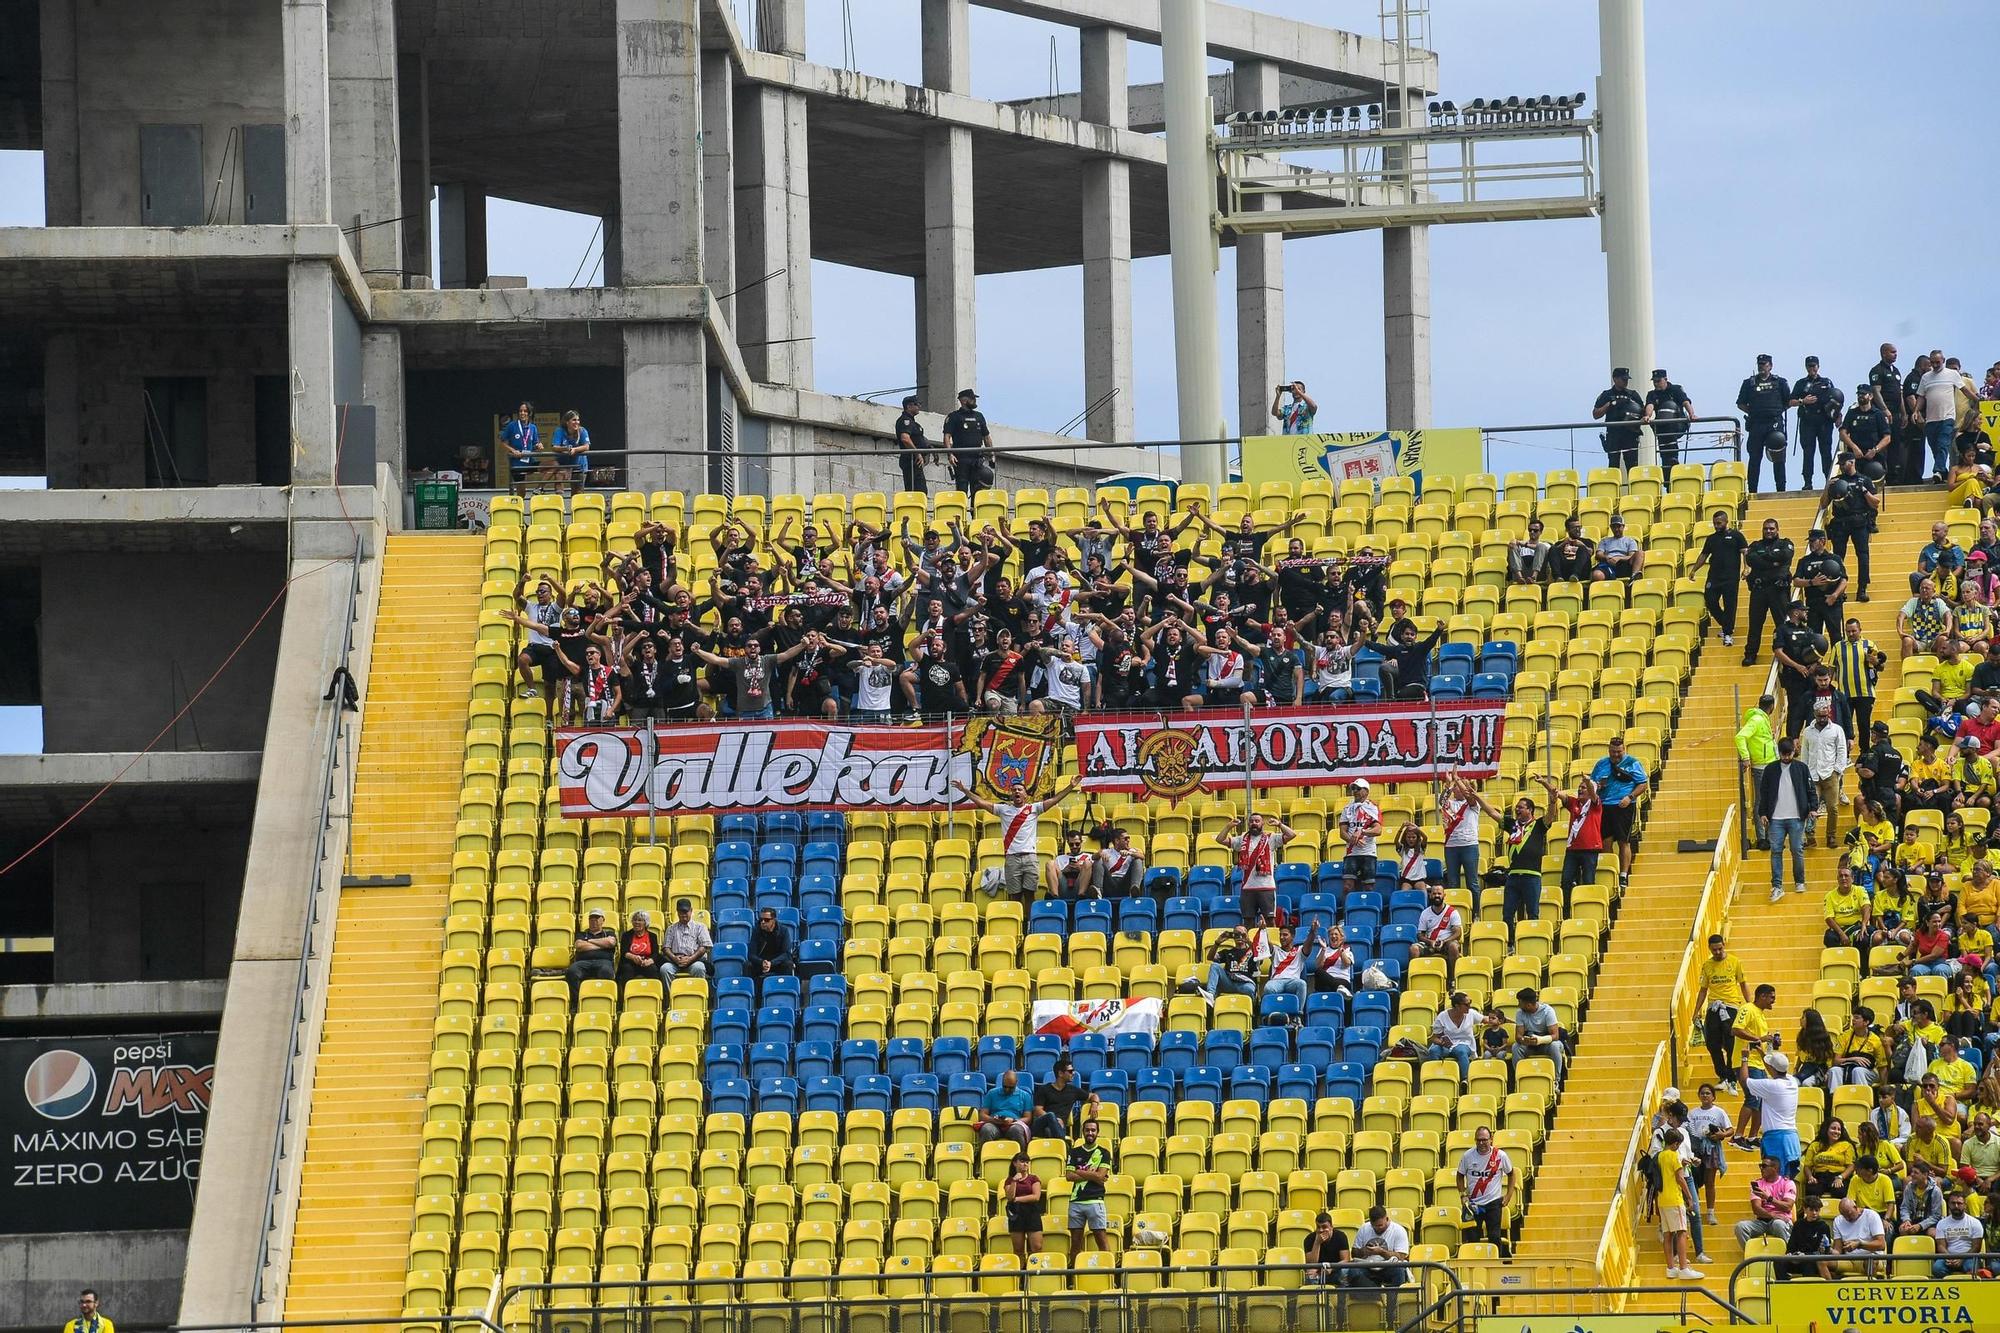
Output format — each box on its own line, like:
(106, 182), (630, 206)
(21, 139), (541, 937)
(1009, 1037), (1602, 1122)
(1795, 552), (1845, 603)
(895, 411), (929, 453)
(1868, 360), (1904, 422)
(1100, 649), (1148, 708)
(1595, 386), (1645, 440)
(1745, 537), (1796, 593)
(1066, 1142), (1113, 1201)
(916, 656), (963, 713)
(1645, 384), (1691, 432)
(1502, 815), (1549, 874)
(1699, 528), (1748, 584)
(942, 408), (989, 454)
(1547, 536), (1595, 582)
(1843, 406), (1891, 454)
(1035, 1080), (1087, 1124)
(1310, 1230), (1351, 1267)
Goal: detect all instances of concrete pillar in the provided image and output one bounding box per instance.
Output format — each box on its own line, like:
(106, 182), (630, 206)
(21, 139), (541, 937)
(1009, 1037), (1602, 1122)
(1599, 0), (1658, 463)
(623, 324), (707, 495)
(754, 0), (806, 59)
(328, 0), (403, 285)
(922, 0), (971, 94)
(362, 327), (406, 501)
(283, 0), (333, 225)
(919, 0), (975, 411)
(616, 0), (702, 287)
(701, 50), (737, 321)
(397, 52), (432, 285)
(1160, 0), (1226, 486)
(1232, 58), (1284, 440)
(1081, 27), (1135, 444)
(734, 87), (812, 387)
(38, 0), (81, 226)
(601, 211), (622, 287)
(1381, 89), (1432, 430)
(288, 261), (339, 484)
(437, 182), (488, 289)
(43, 332), (80, 488)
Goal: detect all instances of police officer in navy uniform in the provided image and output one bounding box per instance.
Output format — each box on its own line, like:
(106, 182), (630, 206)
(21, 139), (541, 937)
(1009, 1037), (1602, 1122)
(1736, 354), (1792, 493)
(1791, 356), (1844, 491)
(1741, 517), (1796, 666)
(1642, 369), (1694, 470)
(1899, 355), (1932, 485)
(1840, 384), (1894, 481)
(1822, 453), (1881, 603)
(942, 388), (995, 497)
(895, 395), (933, 495)
(1793, 527), (1848, 641)
(1772, 601), (1828, 738)
(1592, 367), (1646, 470)
(1865, 343), (1906, 481)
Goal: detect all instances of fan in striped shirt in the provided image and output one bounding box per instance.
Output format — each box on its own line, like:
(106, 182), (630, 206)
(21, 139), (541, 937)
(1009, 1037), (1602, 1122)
(1829, 622), (1881, 741)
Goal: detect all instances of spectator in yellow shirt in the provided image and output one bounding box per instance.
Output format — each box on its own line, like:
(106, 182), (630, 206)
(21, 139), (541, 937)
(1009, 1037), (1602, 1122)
(1960, 861), (2000, 927)
(1823, 866), (1874, 956)
(1891, 821), (1937, 875)
(1950, 739), (1995, 812)
(61, 1291), (113, 1333)
(1847, 1154), (1899, 1222)
(1935, 641), (1976, 703)
(1805, 1118), (1858, 1199)
(1928, 1038), (1979, 1100)
(1855, 1118), (1904, 1184)
(1695, 934), (1749, 1090)
(1907, 1115), (1957, 1175)
(1913, 1072), (1962, 1144)
(1731, 985), (1776, 1149)
(1830, 1009), (1887, 1088)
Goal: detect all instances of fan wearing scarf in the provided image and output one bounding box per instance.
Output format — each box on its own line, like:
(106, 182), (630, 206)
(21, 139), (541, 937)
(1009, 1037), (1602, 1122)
(1337, 779), (1384, 894)
(1220, 810), (1297, 927)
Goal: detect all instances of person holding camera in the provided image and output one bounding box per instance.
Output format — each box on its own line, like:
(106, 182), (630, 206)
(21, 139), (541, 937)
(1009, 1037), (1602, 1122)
(1822, 455), (1881, 603)
(1271, 380), (1319, 434)
(942, 388), (995, 496)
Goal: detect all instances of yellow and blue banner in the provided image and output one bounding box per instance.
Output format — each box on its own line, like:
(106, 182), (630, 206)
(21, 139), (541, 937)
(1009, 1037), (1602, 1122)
(1241, 428), (1485, 493)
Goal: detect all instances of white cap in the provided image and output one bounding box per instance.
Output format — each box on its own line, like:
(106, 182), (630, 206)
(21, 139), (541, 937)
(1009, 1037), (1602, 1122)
(1765, 1051), (1790, 1076)
(1350, 778), (1371, 791)
(1662, 1087), (1681, 1104)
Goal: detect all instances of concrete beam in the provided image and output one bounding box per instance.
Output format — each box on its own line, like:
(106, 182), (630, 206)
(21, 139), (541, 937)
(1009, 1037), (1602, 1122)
(180, 539), (382, 1324)
(0, 224), (375, 321)
(1381, 89), (1431, 430)
(700, 51), (737, 323)
(1007, 69), (1371, 131)
(289, 260), (340, 484)
(1233, 59), (1285, 439)
(752, 0), (805, 59)
(328, 0), (404, 285)
(0, 751), (263, 790)
(616, 0), (704, 287)
(397, 52), (433, 284)
(1081, 26), (1134, 444)
(437, 182), (488, 289)
(0, 487), (299, 556)
(0, 979), (230, 1025)
(283, 0), (333, 225)
(373, 284), (710, 325)
(973, 0), (1435, 92)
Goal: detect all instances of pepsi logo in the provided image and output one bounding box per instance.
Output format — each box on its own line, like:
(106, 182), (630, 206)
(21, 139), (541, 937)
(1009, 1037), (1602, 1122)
(23, 1049), (98, 1121)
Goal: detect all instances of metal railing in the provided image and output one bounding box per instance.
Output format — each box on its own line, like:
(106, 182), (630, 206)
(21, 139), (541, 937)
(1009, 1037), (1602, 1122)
(1666, 804), (1741, 1089)
(1593, 1039), (1669, 1301)
(249, 533), (369, 1317)
(1727, 1249), (2000, 1311)
(1396, 1281), (1744, 1333)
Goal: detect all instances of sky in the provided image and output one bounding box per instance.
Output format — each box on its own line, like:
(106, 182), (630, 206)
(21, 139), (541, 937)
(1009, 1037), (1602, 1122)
(0, 1), (1990, 752)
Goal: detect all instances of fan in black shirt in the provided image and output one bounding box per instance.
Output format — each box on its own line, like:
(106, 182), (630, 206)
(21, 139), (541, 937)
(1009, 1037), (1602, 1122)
(1689, 510), (1749, 645)
(941, 390), (994, 495)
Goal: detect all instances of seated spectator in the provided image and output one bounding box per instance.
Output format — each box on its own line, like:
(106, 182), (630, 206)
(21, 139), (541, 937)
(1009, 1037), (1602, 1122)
(1826, 1196), (1887, 1276)
(1048, 829), (1100, 901)
(1830, 1008), (1886, 1088)
(1823, 865), (1874, 963)
(748, 908), (794, 991)
(1913, 521), (1967, 597)
(1093, 826), (1147, 899)
(1029, 1058), (1094, 1140)
(1848, 1154), (1898, 1226)
(1962, 1114), (2000, 1196)
(1804, 1117), (1856, 1199)
(660, 898), (712, 979)
(1429, 991), (1478, 1082)
(1545, 518), (1595, 583)
(565, 907), (617, 1001)
(1901, 578), (1956, 656)
(1734, 1155), (1796, 1249)
(1001, 1154), (1045, 1262)
(1413, 885), (1463, 969)
(1513, 987), (1566, 1075)
(1933, 1191), (1987, 1276)
(1349, 1205), (1410, 1290)
(977, 1070), (1033, 1147)
(1780, 1191), (1833, 1280)
(617, 910), (663, 984)
(1906, 1115), (1957, 1179)
(1930, 1037), (1979, 1099)
(1312, 923), (1357, 996)
(1506, 519), (1550, 584)
(1199, 927), (1259, 1001)
(1304, 1211), (1352, 1285)
(1592, 514), (1645, 581)
(1899, 1158), (1945, 1238)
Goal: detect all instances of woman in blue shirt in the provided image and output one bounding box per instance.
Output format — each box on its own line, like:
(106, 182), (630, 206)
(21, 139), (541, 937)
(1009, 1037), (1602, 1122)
(500, 401), (540, 472)
(552, 409), (591, 480)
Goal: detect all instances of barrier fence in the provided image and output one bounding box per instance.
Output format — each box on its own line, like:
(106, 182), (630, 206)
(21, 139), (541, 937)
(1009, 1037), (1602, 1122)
(1666, 804), (1743, 1089)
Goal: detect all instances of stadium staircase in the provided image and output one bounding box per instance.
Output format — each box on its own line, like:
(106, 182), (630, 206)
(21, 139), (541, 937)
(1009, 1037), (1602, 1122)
(283, 534), (486, 1321)
(1516, 489), (1948, 1307)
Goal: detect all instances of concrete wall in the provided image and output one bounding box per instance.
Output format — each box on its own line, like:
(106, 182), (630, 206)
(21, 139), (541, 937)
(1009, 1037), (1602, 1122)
(45, 327), (288, 489)
(52, 820), (250, 983)
(55, 0), (284, 225)
(741, 413), (1163, 499)
(39, 551), (285, 752)
(404, 367), (627, 475)
(0, 1229), (187, 1332)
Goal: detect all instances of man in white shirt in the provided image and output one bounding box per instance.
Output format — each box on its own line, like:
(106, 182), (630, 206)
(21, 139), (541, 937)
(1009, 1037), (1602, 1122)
(1220, 811), (1295, 926)
(954, 775), (1082, 908)
(1745, 1049), (1802, 1178)
(1827, 1196), (1886, 1276)
(1337, 779), (1383, 893)
(1456, 1125), (1515, 1256)
(1438, 772), (1486, 903)
(1350, 1204), (1410, 1290)
(1415, 886), (1463, 968)
(1258, 920), (1323, 1005)
(1094, 827), (1147, 900)
(1932, 1191), (1986, 1276)
(1918, 354), (1965, 479)
(1047, 828), (1100, 901)
(1800, 698), (1850, 848)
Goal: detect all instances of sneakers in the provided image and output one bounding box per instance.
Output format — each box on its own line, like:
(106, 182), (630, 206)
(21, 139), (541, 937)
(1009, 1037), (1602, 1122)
(520, 686), (539, 698)
(1665, 1267), (1686, 1279)
(1857, 592), (1870, 603)
(1679, 1267), (1705, 1280)
(1723, 1080), (1740, 1096)
(1704, 1209), (1718, 1225)
(1722, 633), (1735, 647)
(1619, 872), (1630, 889)
(1770, 885), (1785, 903)
(1794, 883), (1807, 894)
(1696, 1252), (1712, 1264)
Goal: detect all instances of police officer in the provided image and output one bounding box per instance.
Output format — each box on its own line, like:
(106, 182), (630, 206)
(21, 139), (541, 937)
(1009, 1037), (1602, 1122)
(1840, 383), (1894, 482)
(1642, 369), (1694, 470)
(1823, 454), (1881, 602)
(1899, 354), (1932, 485)
(1793, 527), (1848, 641)
(1593, 367), (1646, 469)
(1791, 355), (1843, 491)
(894, 395), (933, 494)
(1772, 600), (1827, 738)
(1742, 518), (1796, 666)
(942, 388), (995, 497)
(1736, 354), (1792, 493)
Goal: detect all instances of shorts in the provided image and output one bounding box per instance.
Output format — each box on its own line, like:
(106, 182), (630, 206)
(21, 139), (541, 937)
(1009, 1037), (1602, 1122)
(851, 709), (890, 724)
(523, 641), (562, 671)
(1006, 1204), (1045, 1235)
(1068, 1199), (1109, 1231)
(1342, 854), (1378, 886)
(1657, 1205), (1688, 1235)
(1761, 1128), (1801, 1170)
(1600, 803), (1636, 843)
(1003, 853), (1040, 897)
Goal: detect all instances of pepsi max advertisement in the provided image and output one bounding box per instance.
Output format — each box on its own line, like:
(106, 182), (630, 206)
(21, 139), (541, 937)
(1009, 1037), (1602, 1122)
(0, 1032), (214, 1231)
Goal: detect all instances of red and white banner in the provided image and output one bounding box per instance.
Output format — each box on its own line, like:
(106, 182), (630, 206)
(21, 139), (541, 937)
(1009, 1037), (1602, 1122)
(1074, 699), (1505, 799)
(1031, 998), (1163, 1042)
(553, 715), (1060, 819)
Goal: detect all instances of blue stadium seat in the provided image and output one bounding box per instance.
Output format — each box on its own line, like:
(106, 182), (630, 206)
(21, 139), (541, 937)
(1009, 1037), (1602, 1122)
(795, 1041), (835, 1082)
(1185, 866), (1228, 900)
(760, 811), (804, 845)
(1158, 1031), (1200, 1073)
(839, 1040), (881, 1081)
(1228, 1065), (1272, 1104)
(896, 1074), (941, 1113)
(804, 1076), (847, 1113)
(761, 976), (801, 1009)
(1479, 641), (1519, 675)
(1436, 643), (1476, 674)
(715, 977), (757, 1010)
(805, 811), (846, 843)
(753, 875), (794, 909)
(1144, 868), (1183, 901)
(946, 1073), (988, 1109)
(1083, 1069), (1129, 1107)
(1303, 996), (1346, 1033)
(800, 1005), (844, 1045)
(806, 976), (847, 1007)
(717, 819), (757, 847)
(1028, 901), (1069, 936)
(1162, 896), (1203, 934)
(1324, 1062), (1366, 1106)
(714, 854), (753, 883)
(1343, 892), (1382, 936)
(1340, 1028), (1384, 1075)
(703, 1044), (746, 1081)
(710, 1078), (753, 1117)
(1021, 1034), (1063, 1080)
(1375, 924), (1417, 971)
(749, 1042), (790, 1082)
(1247, 1028), (1291, 1072)
(1201, 1031), (1244, 1071)
(1470, 672), (1511, 699)
(710, 878), (751, 918)
(1387, 890), (1427, 928)
(1296, 892), (1341, 931)
(1296, 1027), (1338, 1070)
(1275, 863), (1313, 898)
(709, 1008), (751, 1047)
(1134, 1067), (1176, 1104)
(715, 909), (754, 951)
(1426, 673), (1468, 700)
(1207, 899), (1243, 930)
(976, 1035), (1018, 1079)
(754, 1006), (797, 1041)
(756, 844), (799, 878)
(1074, 900), (1114, 936)
(1350, 662), (1383, 700)
(796, 939), (838, 978)
(798, 875), (840, 913)
(1069, 1033), (1109, 1078)
(1183, 1066), (1224, 1105)
(1112, 1032), (1155, 1075)
(851, 1075), (894, 1113)
(1372, 859), (1398, 893)
(803, 905), (845, 943)
(801, 841), (844, 879)
(1260, 991), (1302, 1026)
(1350, 992), (1393, 1031)
(756, 1077), (800, 1117)
(1275, 1064), (1320, 1103)
(885, 1037), (927, 1079)
(1115, 898), (1158, 935)
(931, 1036), (973, 1079)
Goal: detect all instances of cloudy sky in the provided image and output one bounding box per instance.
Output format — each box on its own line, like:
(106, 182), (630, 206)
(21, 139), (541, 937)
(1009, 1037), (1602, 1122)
(0, 0), (1989, 750)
